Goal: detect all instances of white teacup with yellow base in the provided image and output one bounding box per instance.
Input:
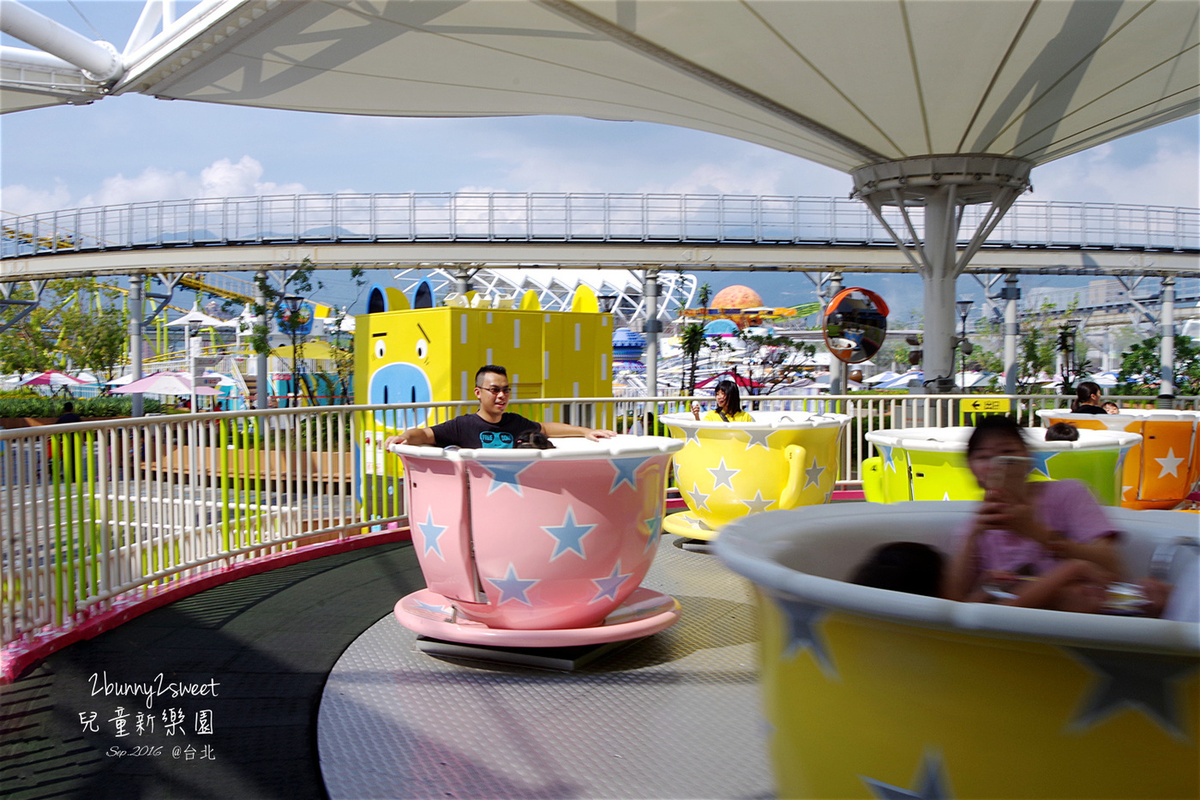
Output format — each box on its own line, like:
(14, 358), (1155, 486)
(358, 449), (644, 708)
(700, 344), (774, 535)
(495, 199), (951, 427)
(716, 502), (1199, 800)
(660, 410), (850, 540)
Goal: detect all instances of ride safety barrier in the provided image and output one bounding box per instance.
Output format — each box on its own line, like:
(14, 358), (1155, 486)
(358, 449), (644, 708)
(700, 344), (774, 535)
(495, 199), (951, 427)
(2, 392), (1195, 679)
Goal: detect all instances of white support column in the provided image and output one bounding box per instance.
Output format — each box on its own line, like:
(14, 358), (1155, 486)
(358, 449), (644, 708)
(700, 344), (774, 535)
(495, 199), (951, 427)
(1159, 276), (1176, 407)
(1003, 273), (1020, 396)
(128, 274), (145, 417)
(643, 269), (661, 399)
(921, 187), (959, 393)
(188, 325), (199, 413)
(454, 267), (472, 295)
(851, 155), (1031, 394)
(255, 269), (269, 409)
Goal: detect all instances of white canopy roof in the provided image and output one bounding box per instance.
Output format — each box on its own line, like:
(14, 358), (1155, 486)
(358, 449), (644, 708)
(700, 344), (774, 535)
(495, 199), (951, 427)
(4, 0), (1197, 172)
(166, 304), (231, 328)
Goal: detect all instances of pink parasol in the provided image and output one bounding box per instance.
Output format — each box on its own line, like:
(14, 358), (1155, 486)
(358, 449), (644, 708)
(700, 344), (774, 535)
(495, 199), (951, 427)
(110, 371), (219, 396)
(17, 371), (86, 387)
(695, 372), (766, 389)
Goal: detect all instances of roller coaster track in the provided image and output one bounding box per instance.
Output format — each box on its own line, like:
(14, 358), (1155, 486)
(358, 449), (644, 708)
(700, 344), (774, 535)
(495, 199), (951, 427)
(177, 272), (256, 304)
(176, 272), (333, 317)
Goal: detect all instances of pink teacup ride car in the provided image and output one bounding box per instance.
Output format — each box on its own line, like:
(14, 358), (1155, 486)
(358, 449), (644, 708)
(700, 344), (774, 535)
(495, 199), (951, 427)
(390, 435), (684, 647)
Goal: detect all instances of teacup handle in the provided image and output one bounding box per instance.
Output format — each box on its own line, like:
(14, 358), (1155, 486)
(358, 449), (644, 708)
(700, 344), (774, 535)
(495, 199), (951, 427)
(861, 456), (883, 503)
(778, 444), (810, 509)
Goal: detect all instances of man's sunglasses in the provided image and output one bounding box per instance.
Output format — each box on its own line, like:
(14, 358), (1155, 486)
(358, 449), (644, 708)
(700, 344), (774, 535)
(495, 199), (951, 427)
(478, 385), (511, 395)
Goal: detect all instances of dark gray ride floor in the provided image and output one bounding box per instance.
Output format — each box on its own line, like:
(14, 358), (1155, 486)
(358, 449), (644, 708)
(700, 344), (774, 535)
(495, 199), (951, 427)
(2, 536), (773, 800)
(1, 542), (423, 800)
(318, 537), (772, 800)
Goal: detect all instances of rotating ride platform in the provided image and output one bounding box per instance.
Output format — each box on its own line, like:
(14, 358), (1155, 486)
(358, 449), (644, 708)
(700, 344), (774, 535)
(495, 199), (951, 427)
(318, 534), (772, 800)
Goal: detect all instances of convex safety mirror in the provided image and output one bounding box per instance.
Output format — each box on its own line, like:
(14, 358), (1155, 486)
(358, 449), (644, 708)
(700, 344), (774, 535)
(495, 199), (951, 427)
(822, 287), (889, 364)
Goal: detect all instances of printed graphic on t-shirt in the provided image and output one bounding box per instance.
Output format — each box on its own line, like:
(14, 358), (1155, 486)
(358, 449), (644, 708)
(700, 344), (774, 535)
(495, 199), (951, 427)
(480, 431), (514, 448)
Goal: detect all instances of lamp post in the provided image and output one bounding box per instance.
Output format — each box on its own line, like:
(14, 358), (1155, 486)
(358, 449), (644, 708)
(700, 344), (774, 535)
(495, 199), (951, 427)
(1057, 318), (1079, 397)
(187, 320), (201, 413)
(956, 299), (973, 392)
(283, 294), (305, 408)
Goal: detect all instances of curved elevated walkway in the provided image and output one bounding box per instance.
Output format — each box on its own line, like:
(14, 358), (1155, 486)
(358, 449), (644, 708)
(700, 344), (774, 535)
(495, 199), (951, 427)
(4, 194), (1196, 282)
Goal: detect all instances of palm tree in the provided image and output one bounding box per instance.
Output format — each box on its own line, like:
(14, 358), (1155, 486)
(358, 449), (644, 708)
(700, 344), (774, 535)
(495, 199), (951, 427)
(680, 323), (706, 395)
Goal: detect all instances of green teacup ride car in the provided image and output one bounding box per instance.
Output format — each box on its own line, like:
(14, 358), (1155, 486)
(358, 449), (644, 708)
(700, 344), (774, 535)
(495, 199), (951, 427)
(862, 426), (1141, 505)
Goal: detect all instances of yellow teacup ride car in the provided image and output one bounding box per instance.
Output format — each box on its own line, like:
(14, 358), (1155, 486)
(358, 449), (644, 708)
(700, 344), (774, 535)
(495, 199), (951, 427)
(660, 410), (851, 540)
(1036, 408), (1200, 510)
(716, 501), (1199, 800)
(862, 426), (1141, 506)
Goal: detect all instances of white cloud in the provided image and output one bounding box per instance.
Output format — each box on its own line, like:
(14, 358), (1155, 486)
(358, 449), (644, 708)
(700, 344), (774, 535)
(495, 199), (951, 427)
(482, 151), (612, 194)
(78, 166), (196, 208)
(653, 161), (787, 196)
(0, 181), (72, 216)
(198, 156), (307, 198)
(472, 135), (851, 199)
(3, 157), (312, 215)
(1032, 130), (1199, 207)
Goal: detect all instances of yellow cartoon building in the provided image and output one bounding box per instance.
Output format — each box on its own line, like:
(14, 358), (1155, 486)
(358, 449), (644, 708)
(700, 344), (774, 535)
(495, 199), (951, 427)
(355, 280), (613, 522)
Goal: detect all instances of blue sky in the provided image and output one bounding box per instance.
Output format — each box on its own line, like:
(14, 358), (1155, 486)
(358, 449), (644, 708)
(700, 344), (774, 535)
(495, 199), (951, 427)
(2, 0), (1197, 318)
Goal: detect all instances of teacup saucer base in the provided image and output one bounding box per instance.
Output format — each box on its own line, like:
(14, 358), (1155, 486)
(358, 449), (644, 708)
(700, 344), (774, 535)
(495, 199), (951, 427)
(394, 586), (680, 648)
(662, 511), (720, 541)
(413, 635), (635, 671)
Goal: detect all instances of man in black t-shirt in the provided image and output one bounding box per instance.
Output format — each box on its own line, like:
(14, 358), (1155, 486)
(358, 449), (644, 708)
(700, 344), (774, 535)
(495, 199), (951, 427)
(384, 365), (615, 450)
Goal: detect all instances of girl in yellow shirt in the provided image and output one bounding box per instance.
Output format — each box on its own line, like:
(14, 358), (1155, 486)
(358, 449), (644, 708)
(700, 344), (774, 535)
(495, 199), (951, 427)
(691, 379), (754, 422)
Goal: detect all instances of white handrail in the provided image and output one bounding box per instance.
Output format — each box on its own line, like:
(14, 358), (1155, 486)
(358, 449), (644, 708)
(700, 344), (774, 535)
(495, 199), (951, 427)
(2, 392), (1195, 677)
(3, 193), (1196, 257)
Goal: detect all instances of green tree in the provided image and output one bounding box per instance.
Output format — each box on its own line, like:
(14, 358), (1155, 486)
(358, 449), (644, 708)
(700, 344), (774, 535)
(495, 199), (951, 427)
(876, 336), (914, 372)
(227, 260), (325, 406)
(59, 303), (129, 382)
(679, 323), (706, 394)
(0, 305), (61, 373)
(1119, 335), (1200, 395)
(0, 278), (127, 376)
(676, 284), (715, 394)
(219, 262), (368, 405)
(970, 301), (1070, 393)
(738, 330), (817, 394)
(1053, 321), (1094, 398)
(327, 305), (356, 403)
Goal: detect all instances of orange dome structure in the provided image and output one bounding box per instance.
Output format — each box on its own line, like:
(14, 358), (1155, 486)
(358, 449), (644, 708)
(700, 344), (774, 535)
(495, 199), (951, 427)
(709, 285), (763, 310)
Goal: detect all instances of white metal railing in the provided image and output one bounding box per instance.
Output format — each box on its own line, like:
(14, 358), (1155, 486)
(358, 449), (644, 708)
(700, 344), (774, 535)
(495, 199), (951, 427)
(3, 193), (1197, 257)
(3, 392), (1195, 674)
